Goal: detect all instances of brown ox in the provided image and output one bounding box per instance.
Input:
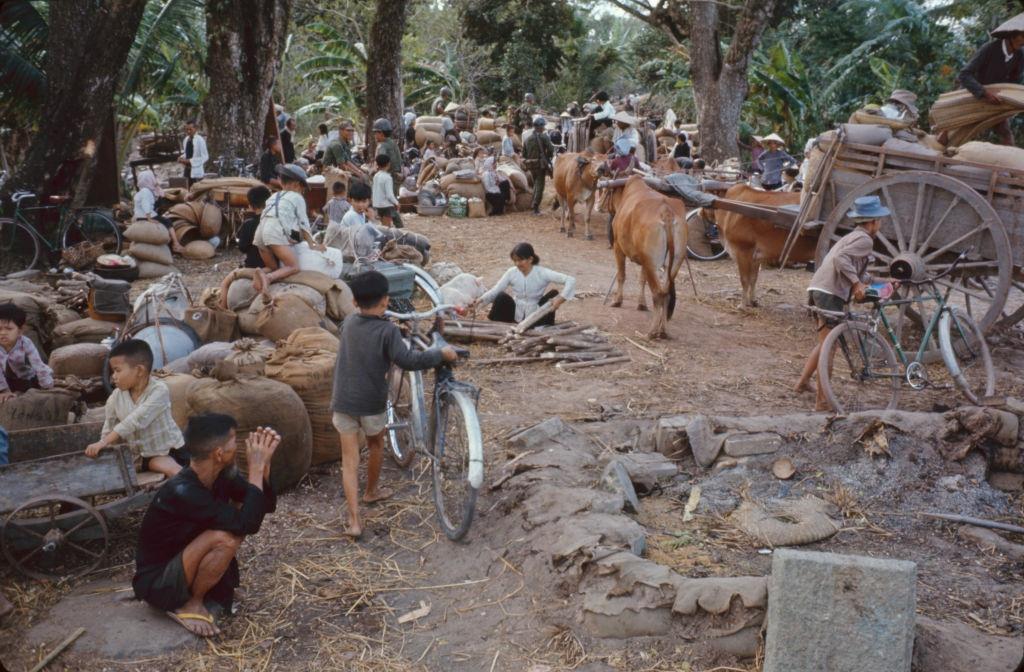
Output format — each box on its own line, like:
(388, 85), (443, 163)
(605, 176), (687, 339)
(712, 184), (816, 307)
(553, 151), (605, 239)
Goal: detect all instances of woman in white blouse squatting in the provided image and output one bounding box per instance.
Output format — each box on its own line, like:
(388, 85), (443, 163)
(473, 242), (576, 326)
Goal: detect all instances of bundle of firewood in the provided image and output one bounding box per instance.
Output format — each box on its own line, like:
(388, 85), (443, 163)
(443, 317), (629, 370)
(55, 277), (89, 311)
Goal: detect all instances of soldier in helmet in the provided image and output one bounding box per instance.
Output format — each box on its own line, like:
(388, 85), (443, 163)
(515, 92), (539, 136)
(522, 116), (554, 216)
(373, 118), (404, 228)
(432, 86), (453, 116)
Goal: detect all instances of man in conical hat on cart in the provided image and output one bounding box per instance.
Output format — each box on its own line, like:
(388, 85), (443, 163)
(954, 12), (1024, 145)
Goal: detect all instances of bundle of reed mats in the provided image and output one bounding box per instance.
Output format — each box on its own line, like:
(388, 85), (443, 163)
(929, 84), (1024, 147)
(443, 318), (630, 370)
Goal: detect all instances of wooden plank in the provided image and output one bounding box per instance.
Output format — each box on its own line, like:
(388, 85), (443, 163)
(0, 450), (127, 512)
(8, 422), (104, 464)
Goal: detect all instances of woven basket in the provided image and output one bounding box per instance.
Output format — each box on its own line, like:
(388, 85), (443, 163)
(61, 241), (104, 270)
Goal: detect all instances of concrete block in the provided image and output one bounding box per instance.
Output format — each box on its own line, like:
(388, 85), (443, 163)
(687, 415), (723, 468)
(507, 417), (568, 450)
(723, 432), (782, 457)
(654, 414), (724, 467)
(615, 452), (678, 492)
(764, 549), (916, 672)
(655, 414), (693, 460)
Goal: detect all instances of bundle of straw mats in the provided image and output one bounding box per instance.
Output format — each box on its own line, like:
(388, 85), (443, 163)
(929, 83), (1024, 147)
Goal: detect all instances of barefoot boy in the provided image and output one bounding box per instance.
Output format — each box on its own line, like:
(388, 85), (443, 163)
(331, 271), (457, 538)
(87, 339), (187, 479)
(795, 195), (889, 411)
(0, 303), (53, 403)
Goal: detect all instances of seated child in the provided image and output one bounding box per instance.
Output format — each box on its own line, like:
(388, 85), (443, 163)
(323, 181), (351, 224)
(331, 271), (457, 538)
(86, 339), (187, 479)
(236, 185), (272, 269)
(0, 303), (53, 404)
(371, 155), (400, 228)
(323, 181), (385, 259)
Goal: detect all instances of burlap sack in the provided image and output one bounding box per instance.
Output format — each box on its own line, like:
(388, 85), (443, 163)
(0, 289), (55, 353)
(839, 123), (893, 147)
(467, 198), (486, 218)
(881, 137), (940, 158)
(0, 388), (77, 431)
(184, 305), (238, 343)
(168, 202), (199, 225)
(265, 343), (337, 465)
(416, 128), (444, 147)
(255, 294), (325, 342)
(52, 317), (120, 348)
(416, 116), (443, 126)
(514, 190), (534, 212)
(48, 343), (109, 378)
(187, 370), (312, 491)
(224, 269), (355, 321)
(183, 240), (216, 260)
(476, 130), (501, 145)
(136, 261), (177, 279)
(282, 327), (339, 353)
(955, 141), (1024, 171)
(496, 162), (529, 191)
(226, 277), (258, 311)
(129, 242), (173, 266)
(848, 108), (913, 131)
(154, 372), (210, 429)
(249, 283), (327, 317)
(237, 309), (260, 336)
(125, 220), (171, 245)
(445, 181), (487, 202)
(199, 203), (223, 238)
(172, 223), (200, 246)
(225, 337), (275, 376)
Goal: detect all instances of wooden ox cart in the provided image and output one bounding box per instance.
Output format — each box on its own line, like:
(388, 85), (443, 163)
(602, 131), (1024, 332)
(1, 422), (164, 580)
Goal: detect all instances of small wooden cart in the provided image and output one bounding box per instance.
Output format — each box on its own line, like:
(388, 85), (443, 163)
(1, 422), (163, 580)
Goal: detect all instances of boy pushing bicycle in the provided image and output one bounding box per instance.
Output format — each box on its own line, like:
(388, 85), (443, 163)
(331, 271), (457, 539)
(795, 196), (893, 411)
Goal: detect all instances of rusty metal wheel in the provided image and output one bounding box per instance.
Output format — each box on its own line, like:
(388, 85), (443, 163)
(2, 495), (109, 581)
(818, 171), (1012, 335)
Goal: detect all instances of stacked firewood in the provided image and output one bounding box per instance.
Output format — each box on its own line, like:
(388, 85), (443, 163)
(443, 318), (629, 370)
(55, 276), (89, 311)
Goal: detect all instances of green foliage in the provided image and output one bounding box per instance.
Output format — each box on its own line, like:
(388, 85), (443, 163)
(0, 0), (47, 127)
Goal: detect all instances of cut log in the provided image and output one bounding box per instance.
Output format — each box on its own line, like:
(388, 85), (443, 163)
(556, 355), (631, 370)
(513, 304), (556, 334)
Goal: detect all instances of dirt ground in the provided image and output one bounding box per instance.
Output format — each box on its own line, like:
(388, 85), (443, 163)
(2, 205), (1024, 671)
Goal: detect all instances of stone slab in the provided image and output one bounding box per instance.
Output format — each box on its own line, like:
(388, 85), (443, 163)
(914, 616), (1024, 672)
(764, 549), (916, 672)
(723, 432), (782, 457)
(601, 460), (640, 512)
(614, 452), (678, 491)
(507, 417), (568, 450)
(26, 580), (200, 659)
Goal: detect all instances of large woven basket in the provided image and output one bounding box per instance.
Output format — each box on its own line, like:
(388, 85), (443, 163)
(61, 241), (104, 270)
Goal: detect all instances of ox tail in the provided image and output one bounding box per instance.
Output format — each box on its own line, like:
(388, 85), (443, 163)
(662, 205), (678, 320)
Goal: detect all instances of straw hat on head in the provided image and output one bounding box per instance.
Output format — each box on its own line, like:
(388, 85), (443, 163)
(444, 102), (461, 113)
(760, 132), (786, 148)
(992, 12), (1024, 38)
(612, 111), (637, 126)
(887, 89), (919, 116)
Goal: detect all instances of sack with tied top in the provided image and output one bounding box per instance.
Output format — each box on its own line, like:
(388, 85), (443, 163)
(184, 305), (239, 344)
(255, 293), (325, 342)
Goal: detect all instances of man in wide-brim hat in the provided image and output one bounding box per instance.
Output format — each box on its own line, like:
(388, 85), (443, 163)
(956, 12), (1024, 144)
(886, 89), (919, 121)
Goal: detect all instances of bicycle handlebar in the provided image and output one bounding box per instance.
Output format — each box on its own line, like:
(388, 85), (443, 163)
(384, 304), (459, 321)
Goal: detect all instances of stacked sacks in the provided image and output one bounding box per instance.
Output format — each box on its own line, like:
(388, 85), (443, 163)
(165, 200), (222, 261)
(52, 317), (120, 348)
(0, 288), (57, 355)
(48, 343), (110, 378)
(222, 269), (355, 339)
(125, 218), (176, 279)
(0, 388), (78, 431)
(953, 141), (1024, 172)
(163, 338), (275, 376)
(186, 360), (312, 491)
(415, 116), (445, 147)
(265, 327), (339, 466)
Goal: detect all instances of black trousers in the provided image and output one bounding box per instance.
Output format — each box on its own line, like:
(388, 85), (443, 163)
(488, 290), (558, 325)
(486, 191), (506, 216)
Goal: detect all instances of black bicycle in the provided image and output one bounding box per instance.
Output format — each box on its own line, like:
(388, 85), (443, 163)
(384, 304), (483, 541)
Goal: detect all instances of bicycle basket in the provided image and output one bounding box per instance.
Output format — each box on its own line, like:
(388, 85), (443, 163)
(61, 240), (104, 270)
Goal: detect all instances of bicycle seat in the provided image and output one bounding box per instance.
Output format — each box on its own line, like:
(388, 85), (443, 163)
(46, 194), (70, 205)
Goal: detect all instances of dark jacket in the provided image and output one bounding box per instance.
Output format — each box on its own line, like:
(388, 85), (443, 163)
(959, 38), (1024, 99)
(331, 313), (443, 416)
(523, 132), (555, 172)
(236, 214), (262, 268)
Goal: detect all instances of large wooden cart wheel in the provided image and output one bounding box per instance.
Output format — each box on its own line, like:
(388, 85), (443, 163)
(2, 495), (109, 581)
(817, 171), (1012, 334)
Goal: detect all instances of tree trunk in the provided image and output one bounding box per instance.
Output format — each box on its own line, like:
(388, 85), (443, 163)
(204, 0), (291, 162)
(365, 0), (410, 158)
(5, 0), (147, 205)
(688, 0), (778, 163)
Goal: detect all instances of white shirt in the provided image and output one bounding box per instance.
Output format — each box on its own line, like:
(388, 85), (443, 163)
(316, 134), (330, 153)
(613, 125), (639, 150)
(133, 188), (157, 219)
(593, 101), (615, 121)
(478, 265), (577, 321)
(181, 133), (208, 178)
(501, 136), (515, 157)
(372, 171), (399, 209)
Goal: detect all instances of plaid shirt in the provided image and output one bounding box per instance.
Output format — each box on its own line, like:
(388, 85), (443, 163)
(102, 378), (183, 458)
(0, 335), (53, 393)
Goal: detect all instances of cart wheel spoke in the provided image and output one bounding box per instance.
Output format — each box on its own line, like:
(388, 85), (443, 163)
(15, 543), (46, 566)
(65, 540), (102, 559)
(7, 522), (47, 541)
(63, 514), (97, 538)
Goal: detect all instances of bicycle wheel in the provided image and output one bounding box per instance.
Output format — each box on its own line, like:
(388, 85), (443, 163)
(818, 321), (902, 414)
(685, 209), (727, 261)
(431, 389), (483, 541)
(386, 366), (426, 467)
(939, 308), (994, 405)
(63, 210), (122, 254)
(0, 218), (42, 274)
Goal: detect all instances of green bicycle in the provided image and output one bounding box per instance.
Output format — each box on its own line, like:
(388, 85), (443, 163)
(816, 252), (995, 414)
(0, 190), (122, 274)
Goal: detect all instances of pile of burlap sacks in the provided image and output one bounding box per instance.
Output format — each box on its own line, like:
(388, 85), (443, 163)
(416, 154), (533, 217)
